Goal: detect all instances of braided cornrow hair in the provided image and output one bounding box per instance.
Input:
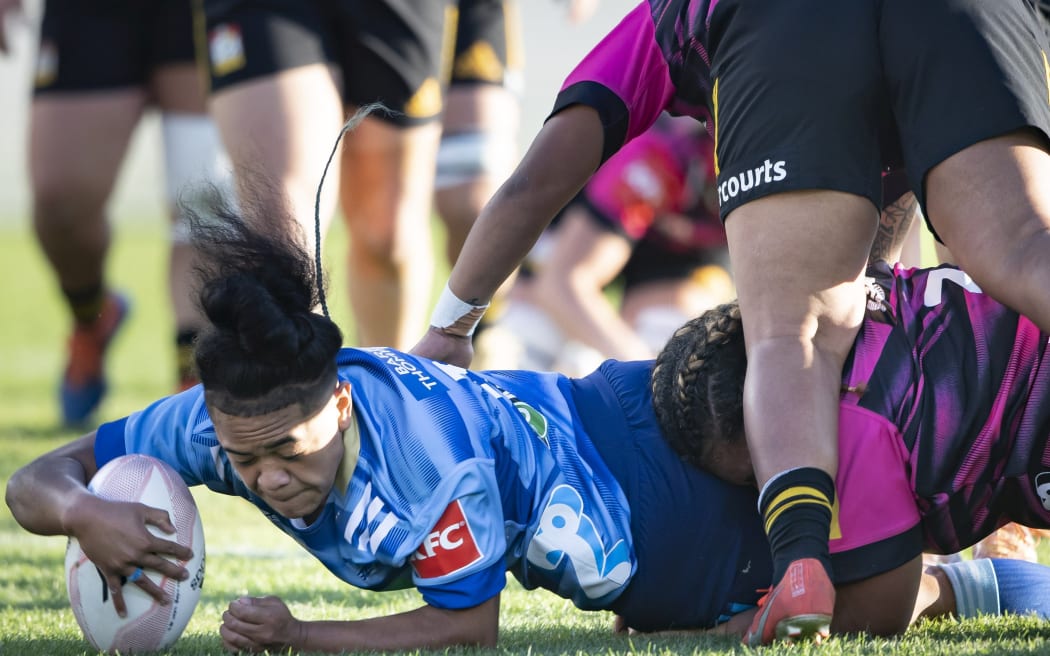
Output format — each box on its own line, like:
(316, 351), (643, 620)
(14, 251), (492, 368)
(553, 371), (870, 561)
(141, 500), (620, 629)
(651, 301), (748, 470)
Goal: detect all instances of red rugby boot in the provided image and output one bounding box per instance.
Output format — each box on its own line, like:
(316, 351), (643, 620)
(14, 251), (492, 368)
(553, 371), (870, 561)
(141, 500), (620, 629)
(745, 558), (834, 646)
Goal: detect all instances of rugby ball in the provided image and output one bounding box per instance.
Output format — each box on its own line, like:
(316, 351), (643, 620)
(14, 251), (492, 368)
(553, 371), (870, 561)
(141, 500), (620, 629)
(65, 454), (206, 653)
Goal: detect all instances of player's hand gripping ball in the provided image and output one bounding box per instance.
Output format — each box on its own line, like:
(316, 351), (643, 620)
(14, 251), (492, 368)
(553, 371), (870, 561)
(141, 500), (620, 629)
(65, 454), (206, 652)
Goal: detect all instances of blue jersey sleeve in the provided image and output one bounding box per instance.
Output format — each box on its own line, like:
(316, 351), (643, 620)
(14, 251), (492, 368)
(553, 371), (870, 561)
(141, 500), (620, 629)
(93, 388), (234, 493)
(405, 465), (509, 609)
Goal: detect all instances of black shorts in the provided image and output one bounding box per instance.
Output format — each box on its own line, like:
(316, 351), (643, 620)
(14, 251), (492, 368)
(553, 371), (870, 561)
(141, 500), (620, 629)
(709, 0), (1050, 219)
(449, 0), (523, 90)
(621, 239), (729, 291)
(35, 0), (197, 94)
(199, 0), (451, 125)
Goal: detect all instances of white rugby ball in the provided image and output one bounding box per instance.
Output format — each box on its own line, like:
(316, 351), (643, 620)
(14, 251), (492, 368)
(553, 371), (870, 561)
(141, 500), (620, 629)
(65, 454), (206, 653)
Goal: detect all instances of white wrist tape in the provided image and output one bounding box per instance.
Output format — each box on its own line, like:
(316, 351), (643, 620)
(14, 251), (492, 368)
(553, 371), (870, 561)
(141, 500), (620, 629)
(430, 283), (489, 337)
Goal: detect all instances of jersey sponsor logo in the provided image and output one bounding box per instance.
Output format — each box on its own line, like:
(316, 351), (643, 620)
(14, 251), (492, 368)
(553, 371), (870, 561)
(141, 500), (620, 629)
(526, 485), (632, 600)
(366, 348), (443, 399)
(513, 401), (549, 447)
(1035, 472), (1050, 511)
(717, 159), (787, 206)
(864, 277), (888, 313)
(475, 380), (551, 447)
(411, 500), (483, 578)
(209, 23), (246, 77)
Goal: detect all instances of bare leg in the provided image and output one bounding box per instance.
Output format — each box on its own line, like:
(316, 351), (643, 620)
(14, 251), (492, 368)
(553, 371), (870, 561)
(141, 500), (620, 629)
(926, 130), (1050, 332)
(31, 90), (146, 423)
(151, 62), (231, 388)
(30, 92), (146, 297)
(209, 64), (345, 250)
(340, 115), (441, 348)
(925, 132), (1050, 561)
(727, 190), (876, 643)
(727, 190), (876, 486)
(435, 83), (520, 264)
(833, 555), (922, 635)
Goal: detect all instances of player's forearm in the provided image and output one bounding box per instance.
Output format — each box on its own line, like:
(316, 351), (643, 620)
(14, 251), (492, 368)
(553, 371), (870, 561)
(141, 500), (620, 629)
(870, 191), (919, 265)
(446, 106), (604, 306)
(6, 452), (95, 536)
(296, 597), (500, 653)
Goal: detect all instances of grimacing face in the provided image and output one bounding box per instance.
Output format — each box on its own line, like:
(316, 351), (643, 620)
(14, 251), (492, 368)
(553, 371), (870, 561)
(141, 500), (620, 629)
(209, 382), (354, 522)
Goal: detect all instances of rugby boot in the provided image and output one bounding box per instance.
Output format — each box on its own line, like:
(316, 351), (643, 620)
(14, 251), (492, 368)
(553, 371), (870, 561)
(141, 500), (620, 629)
(60, 292), (129, 426)
(745, 557), (834, 646)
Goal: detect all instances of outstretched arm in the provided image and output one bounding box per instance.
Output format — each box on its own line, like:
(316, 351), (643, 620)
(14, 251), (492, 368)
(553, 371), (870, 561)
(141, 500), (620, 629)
(220, 593), (500, 653)
(413, 105), (605, 366)
(5, 433), (194, 615)
(6, 433), (101, 536)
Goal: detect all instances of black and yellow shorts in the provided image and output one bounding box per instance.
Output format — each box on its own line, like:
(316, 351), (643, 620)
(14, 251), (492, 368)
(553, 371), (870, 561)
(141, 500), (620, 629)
(448, 0), (523, 91)
(199, 0), (452, 125)
(35, 0), (196, 94)
(709, 0), (1050, 220)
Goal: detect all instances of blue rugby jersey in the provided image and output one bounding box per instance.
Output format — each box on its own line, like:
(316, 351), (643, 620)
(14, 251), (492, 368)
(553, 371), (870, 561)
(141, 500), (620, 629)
(94, 347), (638, 612)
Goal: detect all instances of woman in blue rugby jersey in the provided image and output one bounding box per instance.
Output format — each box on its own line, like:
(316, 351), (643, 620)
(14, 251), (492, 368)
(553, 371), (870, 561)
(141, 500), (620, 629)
(7, 188), (1050, 652)
(5, 190), (772, 652)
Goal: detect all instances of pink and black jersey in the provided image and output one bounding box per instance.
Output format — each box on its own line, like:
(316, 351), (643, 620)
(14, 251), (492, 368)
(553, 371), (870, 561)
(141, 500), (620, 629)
(551, 1), (717, 162)
(829, 262), (1050, 581)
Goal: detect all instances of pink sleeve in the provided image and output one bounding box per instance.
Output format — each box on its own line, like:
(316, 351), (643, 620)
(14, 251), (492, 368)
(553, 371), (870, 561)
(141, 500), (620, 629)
(553, 2), (677, 161)
(830, 404), (920, 554)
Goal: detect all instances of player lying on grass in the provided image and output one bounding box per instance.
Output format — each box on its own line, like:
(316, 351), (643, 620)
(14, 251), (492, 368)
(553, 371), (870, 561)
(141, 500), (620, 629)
(4, 198), (1048, 652)
(5, 202), (775, 652)
(651, 259), (1050, 638)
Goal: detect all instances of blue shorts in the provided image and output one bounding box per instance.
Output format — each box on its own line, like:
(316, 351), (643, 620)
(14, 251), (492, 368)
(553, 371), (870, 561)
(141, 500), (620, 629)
(570, 360), (771, 631)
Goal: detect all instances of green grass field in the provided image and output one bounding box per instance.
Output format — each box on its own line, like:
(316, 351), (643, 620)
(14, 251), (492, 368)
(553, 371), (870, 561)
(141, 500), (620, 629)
(2, 218), (1050, 655)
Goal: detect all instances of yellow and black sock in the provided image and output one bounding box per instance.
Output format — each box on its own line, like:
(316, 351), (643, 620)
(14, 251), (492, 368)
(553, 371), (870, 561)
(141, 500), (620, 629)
(63, 283), (105, 326)
(759, 466), (836, 581)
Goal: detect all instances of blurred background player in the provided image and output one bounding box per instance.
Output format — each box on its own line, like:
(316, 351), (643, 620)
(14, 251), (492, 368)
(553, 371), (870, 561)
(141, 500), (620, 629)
(200, 0), (450, 349)
(475, 114), (732, 376)
(5, 0), (231, 425)
(436, 0), (600, 265)
(435, 0), (524, 268)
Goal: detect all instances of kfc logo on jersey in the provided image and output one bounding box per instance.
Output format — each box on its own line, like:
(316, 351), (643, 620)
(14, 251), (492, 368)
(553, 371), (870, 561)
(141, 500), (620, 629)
(411, 500), (483, 578)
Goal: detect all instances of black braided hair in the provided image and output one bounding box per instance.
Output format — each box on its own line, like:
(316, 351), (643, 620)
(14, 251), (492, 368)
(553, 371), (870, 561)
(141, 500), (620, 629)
(184, 183), (343, 417)
(650, 302), (748, 470)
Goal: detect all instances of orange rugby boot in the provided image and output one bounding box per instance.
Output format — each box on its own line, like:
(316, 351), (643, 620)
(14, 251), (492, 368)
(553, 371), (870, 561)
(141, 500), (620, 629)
(745, 558), (834, 646)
